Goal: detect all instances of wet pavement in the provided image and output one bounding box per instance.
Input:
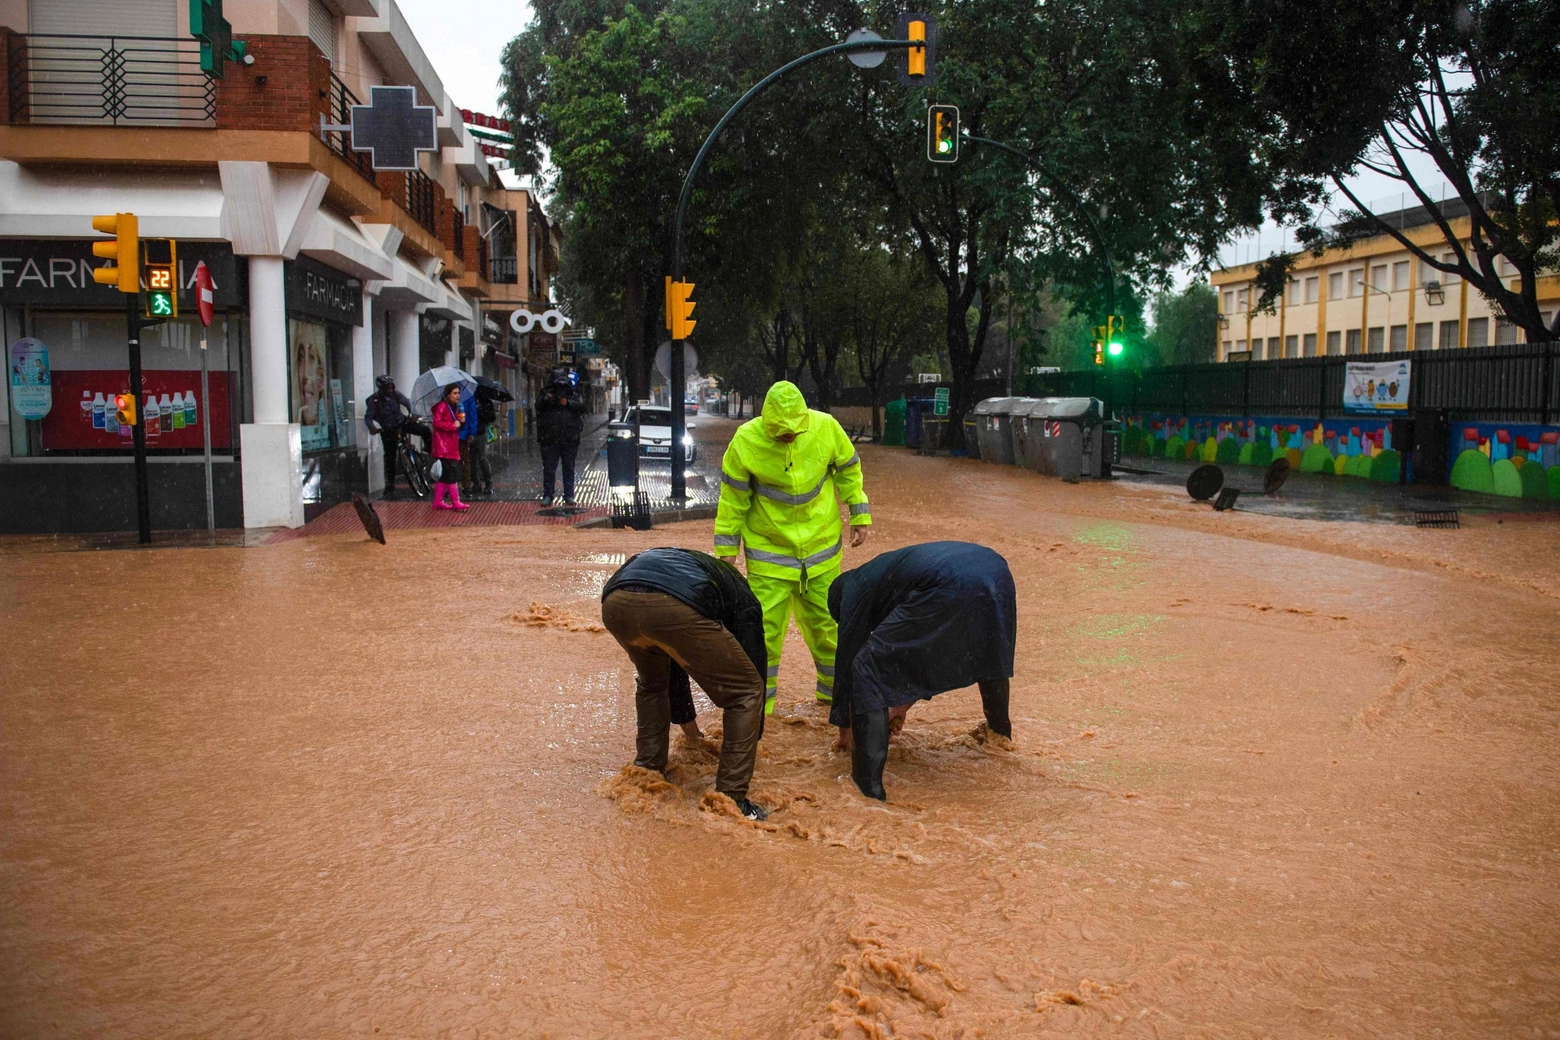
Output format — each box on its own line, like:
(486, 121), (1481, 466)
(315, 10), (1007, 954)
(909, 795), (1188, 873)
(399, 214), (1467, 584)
(3, 433), (1559, 1039)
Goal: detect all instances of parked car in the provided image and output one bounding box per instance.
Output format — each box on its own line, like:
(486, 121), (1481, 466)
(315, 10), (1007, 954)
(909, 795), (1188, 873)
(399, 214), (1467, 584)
(625, 406), (697, 464)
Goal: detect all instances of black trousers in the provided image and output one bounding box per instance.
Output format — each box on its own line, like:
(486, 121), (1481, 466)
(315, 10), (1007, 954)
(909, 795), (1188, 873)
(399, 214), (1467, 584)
(540, 438), (579, 500)
(468, 434), (492, 489)
(378, 428), (401, 489)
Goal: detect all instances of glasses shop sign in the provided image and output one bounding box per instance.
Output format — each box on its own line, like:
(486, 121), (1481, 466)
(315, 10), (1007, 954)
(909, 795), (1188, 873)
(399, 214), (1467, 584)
(284, 256), (363, 327)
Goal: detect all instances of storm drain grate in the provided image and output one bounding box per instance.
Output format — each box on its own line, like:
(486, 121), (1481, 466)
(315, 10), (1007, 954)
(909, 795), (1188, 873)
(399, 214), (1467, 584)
(1414, 510), (1460, 529)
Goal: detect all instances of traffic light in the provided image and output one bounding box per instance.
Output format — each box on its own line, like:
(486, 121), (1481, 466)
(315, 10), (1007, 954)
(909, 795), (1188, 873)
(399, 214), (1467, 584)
(927, 104), (959, 163)
(91, 212), (139, 293)
(1106, 314), (1125, 358)
(668, 279), (697, 339)
(114, 392), (138, 427)
(1093, 336), (1105, 365)
(143, 239), (178, 319)
(897, 12), (936, 86)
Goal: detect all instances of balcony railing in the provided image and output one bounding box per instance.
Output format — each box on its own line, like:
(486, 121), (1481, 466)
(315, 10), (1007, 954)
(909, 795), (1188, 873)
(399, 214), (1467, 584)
(404, 169), (437, 236)
(490, 257), (518, 284)
(452, 209), (465, 261)
(324, 70), (375, 184)
(6, 33), (215, 126)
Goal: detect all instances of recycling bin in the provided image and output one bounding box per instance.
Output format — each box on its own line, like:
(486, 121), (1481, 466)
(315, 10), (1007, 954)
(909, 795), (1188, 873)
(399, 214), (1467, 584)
(973, 397), (1025, 465)
(903, 398), (935, 450)
(883, 398), (907, 446)
(1012, 397), (1107, 482)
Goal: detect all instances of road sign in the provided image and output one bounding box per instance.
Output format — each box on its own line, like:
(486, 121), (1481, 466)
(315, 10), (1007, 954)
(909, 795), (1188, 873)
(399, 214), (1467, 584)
(194, 261), (216, 327)
(573, 339), (601, 355)
(845, 28), (887, 68)
(933, 386), (950, 416)
(349, 86), (438, 172)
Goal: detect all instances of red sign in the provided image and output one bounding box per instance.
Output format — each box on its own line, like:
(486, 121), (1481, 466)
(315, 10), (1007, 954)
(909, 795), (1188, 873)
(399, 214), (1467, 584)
(195, 261), (215, 327)
(44, 370), (233, 450)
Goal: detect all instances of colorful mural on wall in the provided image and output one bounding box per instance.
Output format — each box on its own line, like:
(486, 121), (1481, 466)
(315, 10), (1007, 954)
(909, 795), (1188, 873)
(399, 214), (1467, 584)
(1121, 415), (1560, 500)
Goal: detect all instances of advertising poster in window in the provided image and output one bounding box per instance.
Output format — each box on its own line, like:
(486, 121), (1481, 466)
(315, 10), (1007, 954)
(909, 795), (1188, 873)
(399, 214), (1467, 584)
(291, 319), (331, 451)
(8, 337), (52, 420)
(1344, 360), (1411, 413)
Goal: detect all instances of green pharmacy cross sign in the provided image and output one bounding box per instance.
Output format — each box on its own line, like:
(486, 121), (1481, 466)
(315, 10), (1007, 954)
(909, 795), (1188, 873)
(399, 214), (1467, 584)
(190, 0), (248, 77)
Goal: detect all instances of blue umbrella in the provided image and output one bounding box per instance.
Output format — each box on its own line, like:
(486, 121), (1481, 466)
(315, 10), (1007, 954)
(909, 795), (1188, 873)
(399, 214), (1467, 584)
(411, 365), (477, 414)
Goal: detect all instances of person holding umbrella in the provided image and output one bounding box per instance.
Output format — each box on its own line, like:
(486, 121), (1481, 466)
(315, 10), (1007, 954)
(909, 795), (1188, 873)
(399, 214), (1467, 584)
(430, 383), (470, 511)
(467, 377), (510, 497)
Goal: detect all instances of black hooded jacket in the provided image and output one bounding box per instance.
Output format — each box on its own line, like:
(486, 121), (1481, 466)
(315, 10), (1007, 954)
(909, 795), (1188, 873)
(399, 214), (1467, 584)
(602, 548), (767, 682)
(827, 541), (1017, 727)
(535, 382), (586, 445)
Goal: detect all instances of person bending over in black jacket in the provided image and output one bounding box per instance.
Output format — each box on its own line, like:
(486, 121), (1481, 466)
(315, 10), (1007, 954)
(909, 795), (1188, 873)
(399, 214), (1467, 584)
(601, 548), (769, 820)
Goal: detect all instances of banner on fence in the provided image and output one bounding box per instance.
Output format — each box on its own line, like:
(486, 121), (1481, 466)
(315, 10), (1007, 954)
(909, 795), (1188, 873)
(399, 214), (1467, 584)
(1344, 360), (1411, 413)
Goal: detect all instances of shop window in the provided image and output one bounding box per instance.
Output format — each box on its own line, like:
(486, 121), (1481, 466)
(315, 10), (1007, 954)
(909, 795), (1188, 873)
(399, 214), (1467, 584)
(1439, 320), (1459, 349)
(1304, 276), (1319, 303)
(1346, 329), (1362, 353)
(1414, 322), (1433, 350)
(1466, 317), (1488, 348)
(1392, 261), (1411, 291)
(1326, 331), (1341, 355)
(288, 319), (355, 453)
(6, 307), (243, 458)
(1303, 333), (1317, 357)
(1390, 325), (1407, 351)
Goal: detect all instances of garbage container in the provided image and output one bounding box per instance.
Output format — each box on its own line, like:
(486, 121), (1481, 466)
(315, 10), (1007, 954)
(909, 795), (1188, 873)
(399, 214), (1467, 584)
(1013, 397), (1106, 483)
(963, 417), (980, 459)
(883, 398), (907, 446)
(973, 397), (1024, 465)
(606, 421), (639, 493)
(904, 398), (934, 450)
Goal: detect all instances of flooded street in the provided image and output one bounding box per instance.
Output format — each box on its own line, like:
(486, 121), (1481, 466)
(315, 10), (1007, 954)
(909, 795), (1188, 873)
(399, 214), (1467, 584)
(3, 422), (1558, 1038)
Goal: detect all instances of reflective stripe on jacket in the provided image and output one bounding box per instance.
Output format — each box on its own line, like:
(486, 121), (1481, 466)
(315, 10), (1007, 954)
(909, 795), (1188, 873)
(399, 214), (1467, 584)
(713, 381), (871, 582)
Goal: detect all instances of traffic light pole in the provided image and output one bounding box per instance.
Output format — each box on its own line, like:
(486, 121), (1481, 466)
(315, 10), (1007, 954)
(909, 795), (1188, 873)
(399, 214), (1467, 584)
(126, 294), (151, 544)
(669, 34), (921, 500)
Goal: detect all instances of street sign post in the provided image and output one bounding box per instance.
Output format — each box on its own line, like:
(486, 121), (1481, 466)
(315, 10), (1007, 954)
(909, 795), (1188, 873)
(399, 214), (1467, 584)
(195, 261), (216, 532)
(934, 386), (950, 417)
(92, 212), (150, 544)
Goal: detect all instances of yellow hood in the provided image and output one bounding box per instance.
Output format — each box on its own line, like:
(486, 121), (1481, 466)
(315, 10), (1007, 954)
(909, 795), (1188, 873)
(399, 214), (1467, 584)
(761, 381), (811, 440)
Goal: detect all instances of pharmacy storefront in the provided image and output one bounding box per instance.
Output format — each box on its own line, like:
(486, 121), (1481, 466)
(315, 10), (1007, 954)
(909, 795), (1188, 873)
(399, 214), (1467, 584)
(283, 257), (364, 520)
(0, 239), (249, 533)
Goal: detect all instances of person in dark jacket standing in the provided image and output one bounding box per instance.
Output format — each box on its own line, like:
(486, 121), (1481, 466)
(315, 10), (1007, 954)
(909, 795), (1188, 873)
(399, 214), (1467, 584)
(363, 375), (412, 497)
(535, 367), (586, 505)
(601, 548), (769, 820)
(467, 390), (497, 495)
(827, 541), (1017, 801)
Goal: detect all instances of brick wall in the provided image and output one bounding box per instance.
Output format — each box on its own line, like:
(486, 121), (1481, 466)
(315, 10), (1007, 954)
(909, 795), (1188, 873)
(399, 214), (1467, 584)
(214, 35), (330, 133)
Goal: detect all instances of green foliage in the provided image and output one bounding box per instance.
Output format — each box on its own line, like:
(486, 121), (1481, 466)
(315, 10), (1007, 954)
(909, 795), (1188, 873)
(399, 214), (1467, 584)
(1146, 283), (1218, 366)
(1449, 449), (1495, 493)
(1215, 436), (1240, 464)
(1299, 444), (1333, 473)
(1370, 449), (1401, 483)
(1491, 458), (1523, 497)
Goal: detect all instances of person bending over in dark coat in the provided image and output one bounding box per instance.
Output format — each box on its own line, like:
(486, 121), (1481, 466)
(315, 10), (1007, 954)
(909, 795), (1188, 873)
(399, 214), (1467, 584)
(601, 548), (770, 820)
(827, 541), (1017, 801)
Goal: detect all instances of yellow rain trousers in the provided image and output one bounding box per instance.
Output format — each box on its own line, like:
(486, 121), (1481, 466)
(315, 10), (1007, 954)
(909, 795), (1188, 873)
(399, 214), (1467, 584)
(712, 381), (872, 713)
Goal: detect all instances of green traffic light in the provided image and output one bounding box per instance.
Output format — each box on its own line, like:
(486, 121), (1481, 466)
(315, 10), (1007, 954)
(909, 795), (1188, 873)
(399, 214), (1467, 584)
(938, 139), (952, 153)
(1107, 340), (1123, 356)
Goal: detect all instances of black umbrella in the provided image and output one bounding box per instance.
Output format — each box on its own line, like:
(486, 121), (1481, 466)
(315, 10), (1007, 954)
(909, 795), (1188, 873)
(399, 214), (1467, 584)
(473, 375), (514, 402)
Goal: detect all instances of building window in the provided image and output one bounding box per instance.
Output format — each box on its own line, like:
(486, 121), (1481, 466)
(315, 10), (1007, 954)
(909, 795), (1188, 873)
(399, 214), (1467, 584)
(1326, 331), (1342, 355)
(1440, 252), (1460, 284)
(1268, 336), (1282, 358)
(1235, 339), (1247, 352)
(288, 319), (354, 453)
(1370, 265), (1388, 293)
(1495, 318), (1520, 345)
(1223, 290), (1234, 313)
(1286, 279), (1300, 306)
(1414, 322), (1433, 350)
(1304, 276), (1319, 304)
(1329, 272), (1344, 299)
(1236, 288), (1249, 312)
(1285, 334), (1298, 357)
(308, 0), (337, 64)
(1346, 328), (1362, 353)
(1389, 325), (1406, 351)
(1303, 332), (1317, 357)
(1251, 338), (1263, 360)
(1222, 339), (1233, 358)
(1392, 261), (1411, 292)
(1466, 317), (1489, 347)
(1349, 269), (1365, 297)
(1439, 320), (1459, 349)
(1367, 326), (1384, 353)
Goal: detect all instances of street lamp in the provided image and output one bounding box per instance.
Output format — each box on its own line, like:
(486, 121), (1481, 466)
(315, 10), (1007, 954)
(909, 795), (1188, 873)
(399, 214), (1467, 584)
(1424, 279), (1446, 306)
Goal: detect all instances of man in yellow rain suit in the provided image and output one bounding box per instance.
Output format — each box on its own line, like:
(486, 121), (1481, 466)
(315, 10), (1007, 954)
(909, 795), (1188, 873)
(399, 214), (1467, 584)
(713, 381), (871, 714)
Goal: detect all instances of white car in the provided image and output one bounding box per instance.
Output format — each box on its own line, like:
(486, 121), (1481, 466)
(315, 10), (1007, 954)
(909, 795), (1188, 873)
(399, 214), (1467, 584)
(625, 406), (697, 464)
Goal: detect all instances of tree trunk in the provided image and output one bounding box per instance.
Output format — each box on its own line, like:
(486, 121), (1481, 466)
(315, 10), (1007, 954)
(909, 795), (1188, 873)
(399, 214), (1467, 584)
(624, 266), (647, 403)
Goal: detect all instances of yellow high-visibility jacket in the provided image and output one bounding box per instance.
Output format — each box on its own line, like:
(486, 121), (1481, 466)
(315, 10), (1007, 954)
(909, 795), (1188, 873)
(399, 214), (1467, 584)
(714, 381), (871, 582)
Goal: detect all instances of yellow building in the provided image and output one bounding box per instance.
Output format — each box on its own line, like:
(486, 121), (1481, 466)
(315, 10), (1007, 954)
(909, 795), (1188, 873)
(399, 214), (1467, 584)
(1210, 198), (1559, 361)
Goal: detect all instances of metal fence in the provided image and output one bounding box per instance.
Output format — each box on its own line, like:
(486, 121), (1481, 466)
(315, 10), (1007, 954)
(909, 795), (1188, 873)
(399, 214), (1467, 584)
(404, 169), (438, 236)
(324, 71), (375, 184)
(489, 257), (519, 284)
(7, 33), (215, 126)
(1028, 342), (1560, 425)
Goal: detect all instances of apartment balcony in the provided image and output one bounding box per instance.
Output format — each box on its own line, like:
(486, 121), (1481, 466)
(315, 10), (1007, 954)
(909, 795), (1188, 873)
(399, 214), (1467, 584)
(489, 257), (518, 284)
(4, 32), (215, 126)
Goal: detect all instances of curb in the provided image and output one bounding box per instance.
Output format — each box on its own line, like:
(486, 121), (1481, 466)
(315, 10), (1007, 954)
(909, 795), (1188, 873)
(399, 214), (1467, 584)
(574, 504), (719, 530)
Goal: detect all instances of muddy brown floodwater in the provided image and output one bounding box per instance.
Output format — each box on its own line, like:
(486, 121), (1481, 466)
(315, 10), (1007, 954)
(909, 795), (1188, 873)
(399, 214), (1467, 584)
(3, 422), (1559, 1039)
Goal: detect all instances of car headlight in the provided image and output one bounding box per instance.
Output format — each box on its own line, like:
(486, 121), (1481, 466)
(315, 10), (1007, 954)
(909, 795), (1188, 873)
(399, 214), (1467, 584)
(682, 434), (694, 446)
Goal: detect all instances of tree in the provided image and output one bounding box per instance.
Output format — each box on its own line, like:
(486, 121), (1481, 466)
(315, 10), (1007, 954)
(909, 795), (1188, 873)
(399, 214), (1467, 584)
(1197, 0), (1560, 342)
(1146, 283), (1218, 366)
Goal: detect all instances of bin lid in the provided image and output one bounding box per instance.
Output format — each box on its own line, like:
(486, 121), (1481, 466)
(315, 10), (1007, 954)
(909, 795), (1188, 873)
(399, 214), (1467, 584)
(1023, 396), (1102, 421)
(973, 396), (1019, 415)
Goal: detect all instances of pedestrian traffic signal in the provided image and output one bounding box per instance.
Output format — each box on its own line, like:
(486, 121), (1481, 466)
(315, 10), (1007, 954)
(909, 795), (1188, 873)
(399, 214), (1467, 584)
(90, 212), (140, 293)
(927, 104), (959, 163)
(1093, 337), (1105, 365)
(668, 279), (697, 339)
(143, 239), (178, 319)
(114, 392), (138, 427)
(897, 12), (936, 86)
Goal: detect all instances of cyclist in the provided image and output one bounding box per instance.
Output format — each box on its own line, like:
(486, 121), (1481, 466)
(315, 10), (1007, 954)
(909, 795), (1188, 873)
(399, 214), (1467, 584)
(364, 375), (412, 498)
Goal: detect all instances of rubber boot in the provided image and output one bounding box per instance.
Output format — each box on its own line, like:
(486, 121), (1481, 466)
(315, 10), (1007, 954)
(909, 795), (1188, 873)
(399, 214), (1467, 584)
(850, 709), (890, 800)
(432, 483), (451, 510)
(979, 678), (1013, 739)
(449, 485), (471, 511)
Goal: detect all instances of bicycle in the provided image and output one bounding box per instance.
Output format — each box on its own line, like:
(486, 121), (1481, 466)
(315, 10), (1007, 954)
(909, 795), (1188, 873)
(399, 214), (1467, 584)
(394, 419), (433, 499)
